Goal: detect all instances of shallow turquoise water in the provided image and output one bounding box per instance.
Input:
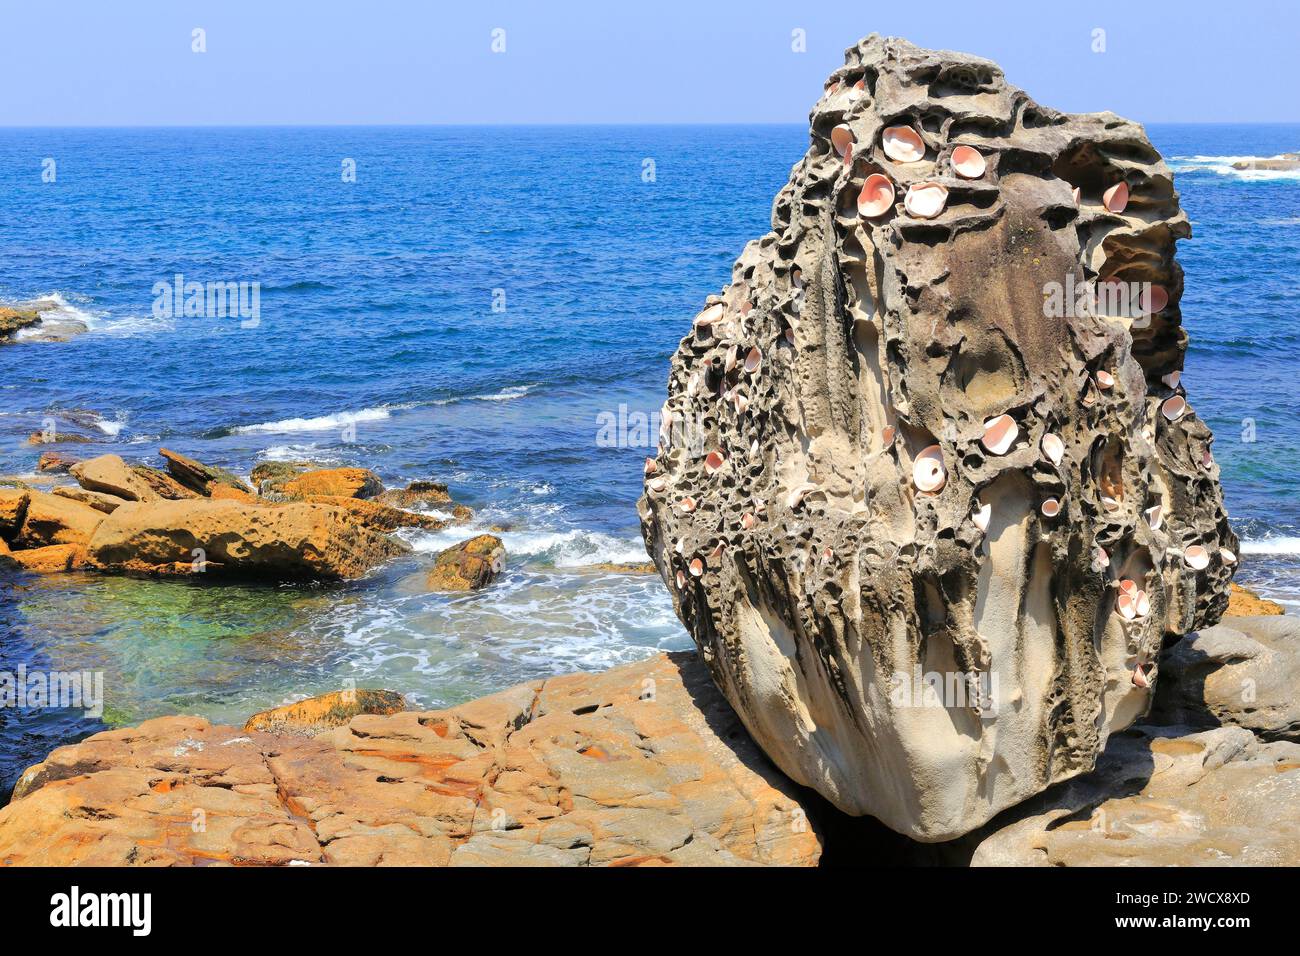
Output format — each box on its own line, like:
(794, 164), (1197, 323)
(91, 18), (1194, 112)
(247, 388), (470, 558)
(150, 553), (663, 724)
(1, 123), (1297, 798)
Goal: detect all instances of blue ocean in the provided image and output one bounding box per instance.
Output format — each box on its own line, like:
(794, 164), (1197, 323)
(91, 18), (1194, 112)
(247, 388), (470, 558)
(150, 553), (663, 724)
(1, 123), (1298, 798)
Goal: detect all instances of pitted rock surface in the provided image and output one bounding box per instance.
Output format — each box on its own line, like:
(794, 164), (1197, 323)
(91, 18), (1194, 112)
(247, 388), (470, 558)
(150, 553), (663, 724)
(639, 35), (1234, 840)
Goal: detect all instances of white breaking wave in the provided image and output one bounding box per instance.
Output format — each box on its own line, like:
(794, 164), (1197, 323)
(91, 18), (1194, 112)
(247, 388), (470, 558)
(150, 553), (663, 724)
(432, 384), (537, 406)
(1168, 154), (1300, 182)
(410, 525), (648, 568)
(1239, 537), (1300, 556)
(232, 407), (393, 435)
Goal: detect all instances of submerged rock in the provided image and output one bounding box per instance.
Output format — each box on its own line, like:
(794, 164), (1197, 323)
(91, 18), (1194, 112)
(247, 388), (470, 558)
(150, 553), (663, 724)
(639, 35), (1234, 840)
(427, 534), (506, 591)
(0, 654), (822, 867)
(86, 498), (407, 579)
(244, 689), (407, 737)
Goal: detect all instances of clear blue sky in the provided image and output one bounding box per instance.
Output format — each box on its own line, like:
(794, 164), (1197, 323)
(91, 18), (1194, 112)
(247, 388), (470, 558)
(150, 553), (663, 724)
(2, 0), (1297, 125)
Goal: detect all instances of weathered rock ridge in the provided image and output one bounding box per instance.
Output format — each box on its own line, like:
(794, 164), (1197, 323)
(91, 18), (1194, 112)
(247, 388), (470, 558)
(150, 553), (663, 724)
(0, 654), (821, 867)
(639, 35), (1235, 840)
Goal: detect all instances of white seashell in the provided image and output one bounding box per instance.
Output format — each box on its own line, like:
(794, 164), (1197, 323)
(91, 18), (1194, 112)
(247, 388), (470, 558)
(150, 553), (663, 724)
(1183, 545), (1210, 571)
(1145, 505), (1163, 530)
(676, 570), (686, 588)
(741, 512), (757, 531)
(1093, 547), (1110, 570)
(1041, 498), (1061, 518)
(1162, 370), (1181, 389)
(881, 125), (926, 163)
(913, 445), (946, 494)
(689, 557), (704, 577)
(744, 346), (762, 375)
(704, 451), (725, 474)
(981, 414), (1019, 455)
(678, 496), (697, 514)
(1161, 395), (1187, 421)
(1132, 664), (1152, 689)
(972, 501), (992, 532)
(648, 477), (667, 493)
(787, 482), (817, 510)
(904, 182), (948, 219)
(951, 145), (987, 179)
(1101, 496), (1121, 513)
(830, 124), (855, 161)
(1095, 371), (1115, 390)
(1103, 181), (1129, 214)
(1220, 548), (1237, 565)
(1135, 590), (1151, 618)
(644, 457), (658, 476)
(1041, 433), (1064, 466)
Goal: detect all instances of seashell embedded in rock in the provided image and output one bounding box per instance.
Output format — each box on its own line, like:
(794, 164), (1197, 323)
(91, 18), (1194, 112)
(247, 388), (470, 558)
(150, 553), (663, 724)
(857, 173), (896, 218)
(882, 124), (926, 163)
(912, 445), (946, 493)
(743, 346), (762, 375)
(831, 124), (855, 162)
(1142, 284), (1169, 314)
(1184, 545), (1211, 571)
(689, 557), (705, 577)
(951, 145), (987, 179)
(1040, 497), (1061, 518)
(904, 182), (948, 219)
(678, 496), (697, 514)
(1145, 504), (1163, 530)
(981, 415), (1019, 455)
(1103, 181), (1129, 213)
(1041, 433), (1065, 465)
(704, 451), (726, 474)
(1162, 370), (1181, 389)
(1161, 395), (1187, 421)
(972, 501), (992, 532)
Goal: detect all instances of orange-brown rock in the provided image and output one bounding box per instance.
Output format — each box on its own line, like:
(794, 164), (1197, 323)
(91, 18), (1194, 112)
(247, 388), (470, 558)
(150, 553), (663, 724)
(12, 490), (105, 548)
(1228, 582), (1284, 616)
(36, 451), (79, 474)
(375, 480), (452, 510)
(159, 447), (253, 497)
(244, 689), (407, 737)
(208, 483), (260, 503)
(5, 543), (89, 573)
(0, 653), (822, 866)
(70, 454), (158, 503)
(427, 534), (505, 591)
(281, 467), (383, 501)
(0, 489), (28, 539)
(131, 465), (200, 500)
(304, 495), (445, 532)
(27, 430), (97, 445)
(87, 498), (408, 580)
(52, 486), (128, 514)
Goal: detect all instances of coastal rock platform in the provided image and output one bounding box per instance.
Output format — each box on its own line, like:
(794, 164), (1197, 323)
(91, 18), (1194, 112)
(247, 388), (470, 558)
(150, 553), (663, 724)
(0, 653), (823, 867)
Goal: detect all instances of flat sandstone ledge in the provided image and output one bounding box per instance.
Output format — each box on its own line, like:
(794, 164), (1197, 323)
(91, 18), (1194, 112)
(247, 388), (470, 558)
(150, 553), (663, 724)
(0, 653), (822, 867)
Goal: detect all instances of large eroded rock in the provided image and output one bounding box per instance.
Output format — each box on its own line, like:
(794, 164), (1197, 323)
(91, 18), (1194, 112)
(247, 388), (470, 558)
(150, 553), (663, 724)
(0, 654), (822, 867)
(86, 498), (407, 579)
(639, 35), (1234, 840)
